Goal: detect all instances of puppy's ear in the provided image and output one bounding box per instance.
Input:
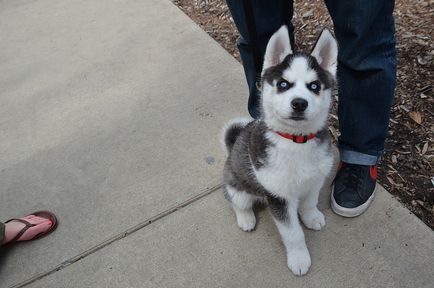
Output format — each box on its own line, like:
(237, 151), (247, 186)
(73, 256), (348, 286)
(262, 25), (292, 73)
(311, 28), (338, 76)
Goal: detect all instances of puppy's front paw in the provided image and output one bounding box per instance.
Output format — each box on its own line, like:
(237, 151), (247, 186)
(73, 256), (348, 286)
(300, 208), (325, 231)
(287, 248), (311, 276)
(235, 209), (256, 232)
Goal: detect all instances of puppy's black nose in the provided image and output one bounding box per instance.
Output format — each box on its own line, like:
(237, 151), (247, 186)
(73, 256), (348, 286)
(291, 98), (308, 112)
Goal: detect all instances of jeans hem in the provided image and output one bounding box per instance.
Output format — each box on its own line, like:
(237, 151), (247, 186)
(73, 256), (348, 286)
(339, 149), (379, 165)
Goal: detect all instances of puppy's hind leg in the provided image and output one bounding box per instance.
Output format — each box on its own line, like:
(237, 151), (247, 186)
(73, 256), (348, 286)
(224, 185), (257, 232)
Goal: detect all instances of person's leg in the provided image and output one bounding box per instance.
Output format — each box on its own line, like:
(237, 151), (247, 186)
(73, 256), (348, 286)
(225, 0), (294, 118)
(0, 222), (5, 244)
(326, 0), (396, 162)
(325, 0), (396, 216)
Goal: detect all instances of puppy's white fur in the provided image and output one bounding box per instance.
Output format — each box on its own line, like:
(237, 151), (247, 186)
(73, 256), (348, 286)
(255, 131), (332, 275)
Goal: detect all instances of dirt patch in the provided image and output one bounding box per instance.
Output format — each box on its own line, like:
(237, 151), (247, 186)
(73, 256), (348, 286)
(173, 0), (434, 229)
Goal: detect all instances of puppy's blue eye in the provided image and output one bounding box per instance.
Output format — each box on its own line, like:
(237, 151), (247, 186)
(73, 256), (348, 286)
(278, 81), (288, 88)
(277, 80), (292, 91)
(307, 81), (321, 93)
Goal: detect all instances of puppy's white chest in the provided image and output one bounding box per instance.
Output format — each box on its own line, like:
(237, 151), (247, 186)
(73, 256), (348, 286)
(254, 137), (332, 200)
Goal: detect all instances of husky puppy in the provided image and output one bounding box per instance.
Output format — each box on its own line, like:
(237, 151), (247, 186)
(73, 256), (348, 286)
(221, 26), (338, 276)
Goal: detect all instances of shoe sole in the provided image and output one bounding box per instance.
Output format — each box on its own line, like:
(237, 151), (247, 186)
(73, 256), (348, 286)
(330, 184), (377, 218)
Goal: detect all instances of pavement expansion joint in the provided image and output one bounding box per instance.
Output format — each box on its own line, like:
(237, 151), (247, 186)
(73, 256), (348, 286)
(8, 183), (223, 288)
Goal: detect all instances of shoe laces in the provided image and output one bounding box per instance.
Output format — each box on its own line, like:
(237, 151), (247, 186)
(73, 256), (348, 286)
(342, 164), (364, 192)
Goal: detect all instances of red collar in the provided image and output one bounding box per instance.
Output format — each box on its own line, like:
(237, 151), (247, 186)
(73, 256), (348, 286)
(275, 131), (316, 143)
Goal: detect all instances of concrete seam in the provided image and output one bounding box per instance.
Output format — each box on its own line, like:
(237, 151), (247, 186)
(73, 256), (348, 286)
(8, 183), (223, 288)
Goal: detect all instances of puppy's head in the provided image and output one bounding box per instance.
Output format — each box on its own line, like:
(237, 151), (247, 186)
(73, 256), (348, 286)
(260, 26), (338, 135)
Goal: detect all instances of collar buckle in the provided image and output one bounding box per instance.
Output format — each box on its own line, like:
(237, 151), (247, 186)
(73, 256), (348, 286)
(293, 135), (308, 143)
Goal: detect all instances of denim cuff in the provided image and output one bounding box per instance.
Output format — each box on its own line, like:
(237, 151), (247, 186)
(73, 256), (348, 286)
(339, 149), (379, 165)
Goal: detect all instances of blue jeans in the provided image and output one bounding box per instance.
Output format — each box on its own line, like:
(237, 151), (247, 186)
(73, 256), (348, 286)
(226, 0), (396, 165)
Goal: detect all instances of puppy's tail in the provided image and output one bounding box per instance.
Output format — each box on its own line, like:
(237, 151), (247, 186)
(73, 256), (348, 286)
(220, 117), (252, 155)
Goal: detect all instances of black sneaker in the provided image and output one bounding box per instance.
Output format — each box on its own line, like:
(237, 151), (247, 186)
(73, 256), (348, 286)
(331, 162), (377, 217)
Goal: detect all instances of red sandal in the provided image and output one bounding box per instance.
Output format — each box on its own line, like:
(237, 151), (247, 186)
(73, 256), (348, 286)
(4, 211), (58, 244)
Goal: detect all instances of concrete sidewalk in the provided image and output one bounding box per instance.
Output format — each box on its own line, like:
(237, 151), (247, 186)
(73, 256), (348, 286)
(0, 0), (432, 287)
